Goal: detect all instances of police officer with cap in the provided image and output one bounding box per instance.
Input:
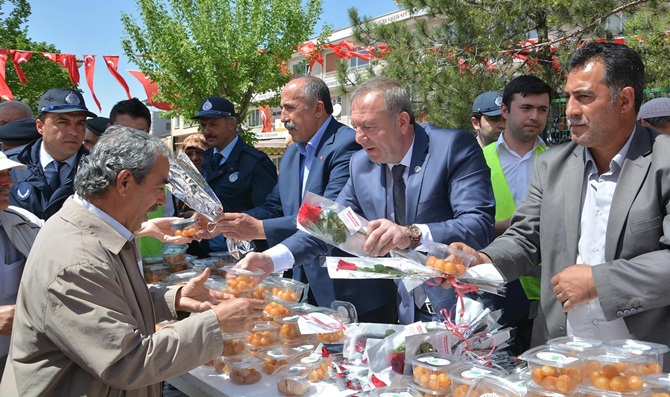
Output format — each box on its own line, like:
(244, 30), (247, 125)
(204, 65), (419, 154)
(193, 96), (277, 254)
(9, 88), (96, 219)
(471, 91), (505, 148)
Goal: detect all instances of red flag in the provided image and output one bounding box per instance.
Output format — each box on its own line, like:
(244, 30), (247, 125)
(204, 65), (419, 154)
(10, 50), (32, 85)
(56, 54), (80, 86)
(41, 52), (57, 62)
(83, 55), (102, 112)
(259, 105), (272, 132)
(103, 55), (131, 99)
(0, 49), (14, 101)
(127, 70), (172, 111)
(297, 42), (324, 71)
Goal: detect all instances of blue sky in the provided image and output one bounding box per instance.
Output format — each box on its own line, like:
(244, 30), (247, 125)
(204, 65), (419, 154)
(19, 0), (401, 117)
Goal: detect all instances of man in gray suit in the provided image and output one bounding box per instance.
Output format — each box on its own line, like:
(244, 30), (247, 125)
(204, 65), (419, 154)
(453, 42), (670, 365)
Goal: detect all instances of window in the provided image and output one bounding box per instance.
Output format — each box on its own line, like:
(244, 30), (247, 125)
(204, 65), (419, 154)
(325, 53), (338, 73)
(247, 108), (261, 127)
(292, 60), (309, 77)
(349, 50), (370, 69)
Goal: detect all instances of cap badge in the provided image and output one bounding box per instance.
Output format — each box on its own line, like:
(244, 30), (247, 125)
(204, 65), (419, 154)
(414, 166), (421, 173)
(65, 91), (80, 105)
(202, 100), (213, 111)
(229, 172), (239, 182)
(16, 182), (31, 200)
(494, 95), (503, 107)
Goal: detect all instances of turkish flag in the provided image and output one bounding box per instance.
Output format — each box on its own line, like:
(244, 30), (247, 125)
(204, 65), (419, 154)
(103, 55), (131, 99)
(127, 70), (172, 111)
(84, 55), (102, 112)
(41, 52), (57, 62)
(0, 49), (14, 101)
(297, 42), (324, 71)
(56, 54), (80, 86)
(259, 105), (272, 132)
(10, 50), (32, 85)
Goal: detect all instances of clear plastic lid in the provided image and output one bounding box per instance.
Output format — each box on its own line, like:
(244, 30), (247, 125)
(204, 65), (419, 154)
(265, 278), (306, 303)
(409, 352), (461, 370)
(223, 352), (262, 370)
(574, 386), (649, 397)
(642, 373), (670, 390)
(272, 363), (313, 380)
(169, 217), (198, 231)
(161, 268), (203, 285)
(603, 339), (670, 356)
(160, 244), (188, 257)
(142, 255), (164, 265)
(520, 345), (583, 368)
(547, 336), (602, 353)
(464, 374), (525, 397)
(450, 363), (503, 384)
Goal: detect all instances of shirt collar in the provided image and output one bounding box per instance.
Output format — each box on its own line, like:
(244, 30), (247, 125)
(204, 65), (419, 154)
(496, 130), (546, 155)
(386, 135), (415, 172)
(213, 135), (239, 161)
(39, 142), (77, 171)
(73, 194), (134, 241)
(297, 116), (332, 158)
(583, 126), (636, 174)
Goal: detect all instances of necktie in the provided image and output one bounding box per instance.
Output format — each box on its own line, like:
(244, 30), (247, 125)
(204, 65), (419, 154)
(48, 161), (64, 196)
(213, 152), (225, 165)
(392, 164), (406, 226)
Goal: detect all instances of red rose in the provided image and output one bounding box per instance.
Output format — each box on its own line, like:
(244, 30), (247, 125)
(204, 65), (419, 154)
(297, 204), (322, 225)
(336, 259), (357, 271)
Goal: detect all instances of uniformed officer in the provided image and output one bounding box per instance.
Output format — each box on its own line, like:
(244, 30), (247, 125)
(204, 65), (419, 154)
(9, 88), (95, 220)
(193, 96), (277, 254)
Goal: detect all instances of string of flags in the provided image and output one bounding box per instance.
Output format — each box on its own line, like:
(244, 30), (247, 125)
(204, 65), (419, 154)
(0, 49), (170, 111)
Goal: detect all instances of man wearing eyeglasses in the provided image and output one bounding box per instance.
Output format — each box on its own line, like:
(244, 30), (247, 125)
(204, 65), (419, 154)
(9, 88), (96, 220)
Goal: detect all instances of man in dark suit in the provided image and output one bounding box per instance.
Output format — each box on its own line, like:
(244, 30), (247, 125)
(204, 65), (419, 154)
(9, 89), (95, 220)
(217, 76), (396, 322)
(452, 42), (670, 366)
(194, 96), (277, 254)
(237, 77), (495, 324)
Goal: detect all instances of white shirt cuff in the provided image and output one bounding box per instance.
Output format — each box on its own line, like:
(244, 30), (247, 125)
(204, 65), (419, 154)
(265, 244), (295, 273)
(416, 224), (433, 248)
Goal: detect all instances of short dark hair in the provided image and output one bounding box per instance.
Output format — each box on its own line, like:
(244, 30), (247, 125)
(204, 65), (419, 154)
(567, 42), (645, 113)
(644, 116), (670, 129)
(297, 76), (333, 115)
(502, 75), (552, 109)
(109, 98), (152, 129)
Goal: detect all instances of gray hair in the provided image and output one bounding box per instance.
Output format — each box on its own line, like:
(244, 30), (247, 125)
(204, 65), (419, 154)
(0, 101), (33, 119)
(351, 77), (415, 125)
(75, 125), (171, 199)
(295, 76), (333, 114)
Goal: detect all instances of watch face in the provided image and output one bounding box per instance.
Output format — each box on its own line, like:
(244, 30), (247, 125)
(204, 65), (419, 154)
(408, 225), (421, 240)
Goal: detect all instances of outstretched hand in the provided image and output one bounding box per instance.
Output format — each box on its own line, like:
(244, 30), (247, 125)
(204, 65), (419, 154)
(175, 268), (227, 313)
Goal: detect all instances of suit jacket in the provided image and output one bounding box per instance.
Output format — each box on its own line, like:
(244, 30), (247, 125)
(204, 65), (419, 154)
(337, 123), (495, 323)
(482, 125), (670, 362)
(250, 118), (396, 315)
(1, 198), (223, 396)
(9, 139), (87, 220)
(200, 136), (278, 252)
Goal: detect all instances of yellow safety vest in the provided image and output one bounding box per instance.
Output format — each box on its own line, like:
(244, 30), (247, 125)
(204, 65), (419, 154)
(483, 142), (547, 300)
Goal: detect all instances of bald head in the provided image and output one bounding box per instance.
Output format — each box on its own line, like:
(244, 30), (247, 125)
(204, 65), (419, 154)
(0, 101), (33, 126)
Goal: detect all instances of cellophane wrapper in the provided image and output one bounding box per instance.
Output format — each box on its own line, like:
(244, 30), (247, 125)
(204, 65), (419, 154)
(167, 153), (223, 222)
(296, 191), (370, 257)
(226, 238), (255, 260)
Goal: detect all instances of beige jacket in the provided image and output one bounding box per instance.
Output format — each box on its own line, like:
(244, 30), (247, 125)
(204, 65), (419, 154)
(1, 198), (223, 396)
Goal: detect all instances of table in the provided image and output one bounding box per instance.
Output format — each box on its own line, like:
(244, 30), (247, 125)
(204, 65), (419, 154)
(167, 365), (348, 397)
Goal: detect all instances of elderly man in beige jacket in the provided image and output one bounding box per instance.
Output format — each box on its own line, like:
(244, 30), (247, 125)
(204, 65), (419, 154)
(1, 126), (264, 396)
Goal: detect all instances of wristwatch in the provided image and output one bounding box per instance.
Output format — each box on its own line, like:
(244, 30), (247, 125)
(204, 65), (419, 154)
(405, 224), (422, 249)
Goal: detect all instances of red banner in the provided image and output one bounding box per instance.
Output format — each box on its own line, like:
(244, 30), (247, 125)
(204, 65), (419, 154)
(127, 70), (172, 111)
(10, 50), (32, 85)
(83, 55), (102, 112)
(103, 55), (131, 99)
(57, 54), (80, 86)
(0, 49), (14, 101)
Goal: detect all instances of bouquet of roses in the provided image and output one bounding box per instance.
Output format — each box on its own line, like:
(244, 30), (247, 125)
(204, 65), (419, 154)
(325, 257), (442, 280)
(297, 191), (370, 257)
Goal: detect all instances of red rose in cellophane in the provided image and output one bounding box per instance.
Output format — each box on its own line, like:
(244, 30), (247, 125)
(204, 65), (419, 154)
(297, 203), (321, 225)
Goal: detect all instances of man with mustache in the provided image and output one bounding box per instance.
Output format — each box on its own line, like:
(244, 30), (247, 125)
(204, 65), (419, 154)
(194, 96), (277, 255)
(9, 89), (95, 220)
(452, 43), (670, 367)
(214, 76), (397, 322)
(481, 75), (551, 355)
